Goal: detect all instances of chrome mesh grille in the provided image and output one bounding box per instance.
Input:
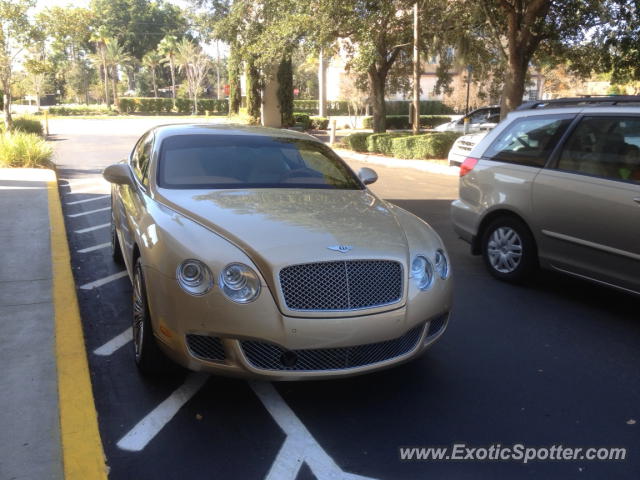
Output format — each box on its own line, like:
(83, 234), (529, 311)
(240, 324), (424, 372)
(279, 260), (403, 311)
(186, 335), (226, 362)
(427, 314), (448, 337)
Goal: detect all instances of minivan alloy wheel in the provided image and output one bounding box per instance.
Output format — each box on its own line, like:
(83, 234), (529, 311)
(487, 227), (522, 273)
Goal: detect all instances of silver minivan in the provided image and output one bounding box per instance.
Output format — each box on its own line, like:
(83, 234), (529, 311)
(451, 97), (640, 295)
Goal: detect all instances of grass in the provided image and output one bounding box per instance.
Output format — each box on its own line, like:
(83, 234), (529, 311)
(0, 131), (53, 168)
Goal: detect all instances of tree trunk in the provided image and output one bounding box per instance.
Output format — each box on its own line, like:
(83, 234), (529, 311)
(152, 68), (158, 98)
(102, 62), (110, 107)
(194, 91), (198, 115)
(500, 54), (528, 118)
(169, 57), (176, 107)
(3, 90), (12, 131)
(368, 69), (387, 133)
(412, 2), (420, 135)
(111, 66), (118, 110)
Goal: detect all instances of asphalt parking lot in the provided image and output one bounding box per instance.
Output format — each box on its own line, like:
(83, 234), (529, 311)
(50, 118), (639, 480)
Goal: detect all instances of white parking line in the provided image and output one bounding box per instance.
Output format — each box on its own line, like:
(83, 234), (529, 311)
(67, 207), (111, 218)
(94, 327), (132, 356)
(77, 242), (110, 253)
(116, 373), (210, 452)
(75, 223), (109, 234)
(79, 271), (128, 290)
(249, 381), (378, 480)
(66, 195), (110, 206)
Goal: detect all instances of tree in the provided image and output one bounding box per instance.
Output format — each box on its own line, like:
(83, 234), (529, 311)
(105, 39), (132, 108)
(175, 39), (210, 114)
(142, 51), (162, 97)
(227, 47), (241, 115)
(466, 0), (607, 117)
(0, 0), (34, 130)
(277, 54), (294, 126)
(158, 35), (179, 106)
(90, 27), (111, 106)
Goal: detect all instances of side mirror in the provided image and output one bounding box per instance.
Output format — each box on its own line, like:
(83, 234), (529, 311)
(358, 167), (378, 185)
(103, 163), (133, 186)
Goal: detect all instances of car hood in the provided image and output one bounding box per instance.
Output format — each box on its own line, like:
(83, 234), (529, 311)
(154, 188), (410, 273)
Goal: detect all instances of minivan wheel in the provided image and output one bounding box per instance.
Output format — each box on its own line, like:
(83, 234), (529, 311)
(481, 217), (537, 283)
(132, 257), (167, 374)
(111, 211), (124, 265)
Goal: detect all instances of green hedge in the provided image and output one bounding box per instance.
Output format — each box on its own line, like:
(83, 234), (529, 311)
(385, 100), (454, 115)
(362, 115), (452, 130)
(343, 133), (371, 152)
(118, 97), (229, 115)
(48, 105), (117, 116)
(293, 100), (351, 115)
(309, 116), (329, 129)
(344, 131), (461, 158)
(390, 132), (462, 159)
(293, 113), (311, 130)
(366, 132), (412, 156)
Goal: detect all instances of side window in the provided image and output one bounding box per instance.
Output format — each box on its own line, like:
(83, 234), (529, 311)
(484, 115), (573, 167)
(557, 117), (640, 183)
(132, 133), (153, 188)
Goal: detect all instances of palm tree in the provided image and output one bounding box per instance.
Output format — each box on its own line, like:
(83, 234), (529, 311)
(89, 27), (111, 106)
(175, 39), (210, 115)
(105, 39), (132, 109)
(158, 35), (179, 107)
(142, 51), (162, 98)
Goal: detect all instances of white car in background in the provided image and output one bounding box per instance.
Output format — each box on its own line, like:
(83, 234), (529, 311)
(435, 106), (500, 134)
(447, 131), (489, 166)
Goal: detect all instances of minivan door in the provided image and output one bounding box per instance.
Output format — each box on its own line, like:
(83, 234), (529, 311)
(532, 115), (640, 293)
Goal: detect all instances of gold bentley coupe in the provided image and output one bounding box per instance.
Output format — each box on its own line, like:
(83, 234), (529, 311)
(103, 124), (452, 380)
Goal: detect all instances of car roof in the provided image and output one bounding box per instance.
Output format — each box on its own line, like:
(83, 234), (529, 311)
(150, 123), (322, 144)
(505, 105), (640, 121)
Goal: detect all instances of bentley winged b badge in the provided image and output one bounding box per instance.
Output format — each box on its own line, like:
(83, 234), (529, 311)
(327, 245), (353, 253)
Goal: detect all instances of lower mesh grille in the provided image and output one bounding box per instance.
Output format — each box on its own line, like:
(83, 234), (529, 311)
(186, 335), (226, 362)
(427, 314), (448, 337)
(240, 324), (424, 372)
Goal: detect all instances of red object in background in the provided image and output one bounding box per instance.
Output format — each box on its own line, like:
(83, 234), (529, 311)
(293, 88), (300, 96)
(223, 84), (230, 96)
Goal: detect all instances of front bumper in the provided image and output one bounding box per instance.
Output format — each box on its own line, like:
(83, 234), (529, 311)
(158, 312), (449, 381)
(144, 265), (452, 380)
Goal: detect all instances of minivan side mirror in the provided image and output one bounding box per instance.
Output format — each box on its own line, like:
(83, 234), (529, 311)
(358, 167), (378, 185)
(103, 163), (133, 186)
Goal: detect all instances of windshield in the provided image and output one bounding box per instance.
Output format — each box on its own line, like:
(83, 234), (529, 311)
(157, 134), (364, 190)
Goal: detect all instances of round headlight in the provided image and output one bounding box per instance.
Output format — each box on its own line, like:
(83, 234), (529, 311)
(177, 259), (213, 296)
(434, 249), (449, 279)
(411, 255), (434, 290)
(219, 263), (261, 303)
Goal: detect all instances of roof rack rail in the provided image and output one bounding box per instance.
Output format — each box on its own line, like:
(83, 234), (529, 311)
(516, 95), (640, 110)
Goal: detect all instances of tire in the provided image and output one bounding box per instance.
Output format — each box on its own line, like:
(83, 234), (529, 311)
(481, 216), (537, 283)
(132, 257), (168, 374)
(111, 210), (124, 265)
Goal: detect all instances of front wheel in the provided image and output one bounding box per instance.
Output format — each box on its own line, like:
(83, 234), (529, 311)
(481, 217), (537, 283)
(132, 257), (168, 374)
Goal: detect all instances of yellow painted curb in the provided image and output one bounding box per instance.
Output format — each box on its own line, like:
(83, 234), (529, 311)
(47, 170), (108, 479)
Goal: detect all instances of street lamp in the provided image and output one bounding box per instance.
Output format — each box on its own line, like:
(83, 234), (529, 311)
(465, 65), (472, 115)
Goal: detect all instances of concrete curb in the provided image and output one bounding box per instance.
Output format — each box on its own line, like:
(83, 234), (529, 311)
(333, 148), (460, 177)
(46, 168), (108, 479)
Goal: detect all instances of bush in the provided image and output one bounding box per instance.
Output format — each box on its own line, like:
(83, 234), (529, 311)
(293, 100), (351, 115)
(385, 100), (454, 115)
(366, 132), (412, 155)
(12, 116), (44, 136)
(0, 131), (53, 168)
(293, 113), (311, 130)
(117, 97), (229, 115)
(343, 132), (372, 152)
(390, 132), (462, 159)
(362, 115), (453, 130)
(48, 105), (116, 116)
(309, 116), (329, 130)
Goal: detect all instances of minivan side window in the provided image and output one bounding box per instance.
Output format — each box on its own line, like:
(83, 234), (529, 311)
(484, 116), (573, 167)
(557, 116), (640, 183)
